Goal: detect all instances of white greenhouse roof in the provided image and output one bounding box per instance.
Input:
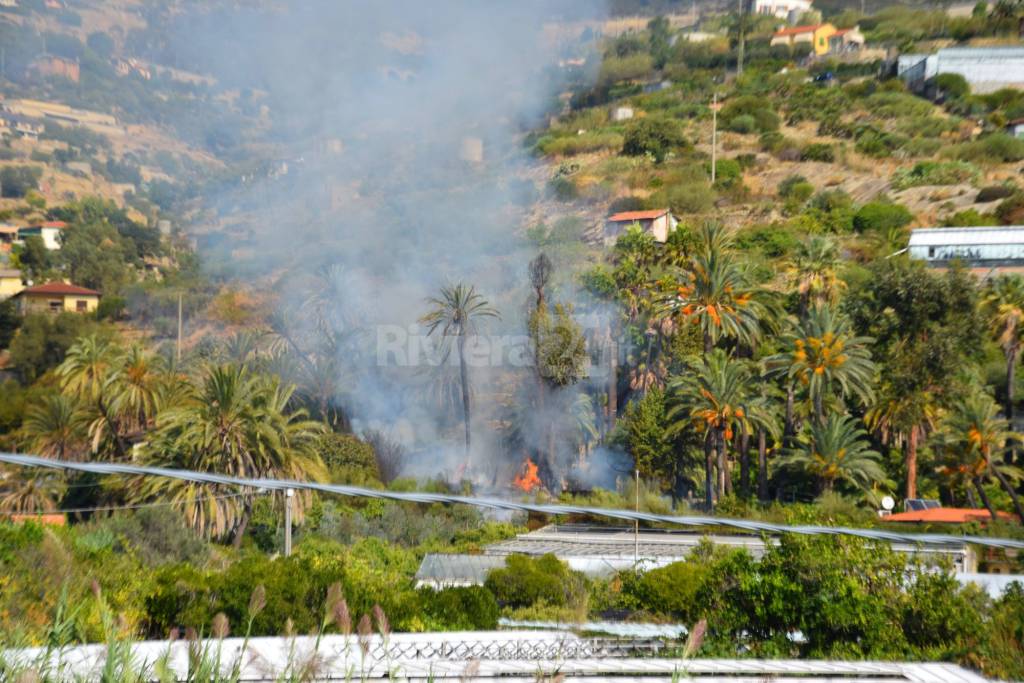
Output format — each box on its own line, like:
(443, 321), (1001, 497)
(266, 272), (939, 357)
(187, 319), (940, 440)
(909, 226), (1024, 247)
(3, 632), (991, 681)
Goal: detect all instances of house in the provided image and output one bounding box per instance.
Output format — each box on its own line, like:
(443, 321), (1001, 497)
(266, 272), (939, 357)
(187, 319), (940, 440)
(12, 282), (99, 315)
(754, 0), (813, 21)
(0, 268), (23, 299)
(0, 224), (19, 253)
(0, 112), (45, 140)
(908, 226), (1024, 275)
(18, 221), (67, 250)
(1007, 118), (1024, 139)
(610, 106), (634, 122)
(828, 26), (865, 53)
(899, 47), (1024, 95)
(770, 23), (836, 56)
(604, 208), (679, 246)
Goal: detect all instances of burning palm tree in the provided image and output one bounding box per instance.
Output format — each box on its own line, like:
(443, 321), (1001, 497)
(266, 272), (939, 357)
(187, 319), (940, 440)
(420, 282), (499, 468)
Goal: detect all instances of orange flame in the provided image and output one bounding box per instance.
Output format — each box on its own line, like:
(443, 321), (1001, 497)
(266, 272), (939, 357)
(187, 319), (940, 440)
(513, 457), (541, 492)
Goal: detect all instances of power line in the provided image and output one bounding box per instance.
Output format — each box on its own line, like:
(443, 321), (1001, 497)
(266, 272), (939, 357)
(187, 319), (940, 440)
(9, 492), (250, 516)
(2, 452), (1023, 550)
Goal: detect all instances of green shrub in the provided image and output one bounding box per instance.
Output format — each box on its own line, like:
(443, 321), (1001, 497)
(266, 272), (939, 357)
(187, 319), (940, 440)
(548, 175), (579, 201)
(947, 133), (1024, 163)
(536, 131), (624, 156)
(720, 95), (780, 133)
(853, 202), (913, 233)
(420, 586), (499, 630)
(855, 127), (907, 158)
(599, 53), (654, 86)
(735, 224), (801, 257)
(0, 166), (43, 198)
(801, 143), (835, 162)
(317, 432), (379, 484)
(865, 92), (934, 119)
(667, 183), (714, 214)
(712, 159), (743, 188)
(942, 209), (999, 227)
(891, 161), (980, 190)
(96, 295), (127, 321)
(980, 582), (1024, 680)
(485, 554), (588, 609)
(619, 560), (711, 621)
(622, 116), (687, 162)
(759, 131), (785, 153)
(900, 138), (943, 157)
(608, 196), (647, 213)
(996, 193), (1024, 225)
(727, 114), (757, 134)
(935, 73), (970, 99)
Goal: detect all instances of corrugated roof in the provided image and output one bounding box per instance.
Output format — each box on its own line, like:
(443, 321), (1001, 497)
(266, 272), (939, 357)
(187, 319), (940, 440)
(416, 553), (505, 584)
(607, 209), (669, 222)
(908, 226), (1024, 247)
(938, 46), (1024, 58)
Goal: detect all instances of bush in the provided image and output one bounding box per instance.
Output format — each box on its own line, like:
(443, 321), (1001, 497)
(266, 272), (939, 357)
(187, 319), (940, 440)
(726, 114), (757, 134)
(947, 133), (1024, 163)
(317, 432), (379, 484)
(547, 175), (578, 201)
(420, 586), (499, 630)
(96, 295), (127, 321)
(735, 224), (801, 257)
(619, 560), (711, 621)
(853, 202), (913, 233)
(712, 159), (743, 188)
(667, 183), (714, 214)
(0, 165), (42, 198)
(598, 53), (654, 86)
(865, 92), (934, 119)
(855, 127), (907, 158)
(536, 131), (624, 156)
(996, 193), (1024, 225)
(891, 161), (980, 190)
(608, 196), (647, 213)
(935, 73), (970, 100)
(758, 131), (785, 153)
(485, 554), (588, 609)
(622, 116), (687, 162)
(801, 143), (835, 162)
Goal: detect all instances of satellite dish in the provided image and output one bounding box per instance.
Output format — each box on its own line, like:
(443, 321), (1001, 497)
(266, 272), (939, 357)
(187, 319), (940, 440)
(881, 496), (895, 511)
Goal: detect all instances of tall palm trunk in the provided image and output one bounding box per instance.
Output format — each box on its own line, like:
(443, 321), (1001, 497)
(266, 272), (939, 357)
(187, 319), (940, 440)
(905, 426), (918, 500)
(739, 424), (750, 499)
(973, 476), (997, 520)
(457, 333), (471, 463)
(704, 431), (715, 510)
(784, 384), (795, 445)
(991, 464), (1024, 523)
(717, 429), (729, 498)
(703, 331), (713, 358)
(757, 429), (769, 502)
(232, 494), (254, 548)
(1006, 346), (1018, 465)
(607, 328), (618, 434)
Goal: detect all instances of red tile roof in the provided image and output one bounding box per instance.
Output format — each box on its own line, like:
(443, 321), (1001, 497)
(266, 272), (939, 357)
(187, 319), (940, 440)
(16, 282), (99, 297)
(608, 208), (670, 222)
(773, 24), (823, 37)
(1008, 118), (1024, 126)
(885, 507), (1014, 524)
(38, 221), (67, 229)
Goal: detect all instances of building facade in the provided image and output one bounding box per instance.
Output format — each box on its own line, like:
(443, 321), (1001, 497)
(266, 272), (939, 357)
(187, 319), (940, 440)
(604, 209), (679, 246)
(13, 282), (100, 315)
(908, 226), (1024, 275)
(0, 269), (23, 299)
(770, 23), (836, 56)
(18, 221), (67, 250)
(899, 47), (1024, 95)
(753, 0), (812, 21)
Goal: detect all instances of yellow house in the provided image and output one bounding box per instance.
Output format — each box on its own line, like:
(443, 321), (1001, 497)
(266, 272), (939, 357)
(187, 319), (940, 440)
(770, 23), (837, 56)
(0, 268), (24, 300)
(13, 282), (100, 315)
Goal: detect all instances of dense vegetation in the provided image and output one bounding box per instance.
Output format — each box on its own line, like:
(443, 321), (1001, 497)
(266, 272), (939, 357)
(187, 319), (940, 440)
(3, 0), (1024, 677)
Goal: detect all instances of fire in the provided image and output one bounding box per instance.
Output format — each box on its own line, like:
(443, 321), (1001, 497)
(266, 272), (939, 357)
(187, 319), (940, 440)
(513, 457), (541, 493)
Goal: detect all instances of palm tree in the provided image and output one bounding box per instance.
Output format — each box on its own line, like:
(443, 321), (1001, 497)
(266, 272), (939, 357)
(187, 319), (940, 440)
(866, 387), (940, 501)
(769, 305), (875, 426)
(662, 224), (766, 358)
(57, 336), (126, 457)
(108, 344), (167, 440)
(981, 275), (1024, 445)
(668, 349), (754, 508)
(783, 414), (888, 497)
(20, 395), (87, 460)
(420, 283), (499, 465)
(137, 364), (327, 543)
(933, 392), (1024, 523)
(787, 235), (845, 315)
(0, 466), (65, 515)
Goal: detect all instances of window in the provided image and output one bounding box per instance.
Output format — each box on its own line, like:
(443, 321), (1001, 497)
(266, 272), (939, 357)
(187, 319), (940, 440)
(76, 300), (87, 312)
(48, 300), (61, 312)
(928, 247), (936, 258)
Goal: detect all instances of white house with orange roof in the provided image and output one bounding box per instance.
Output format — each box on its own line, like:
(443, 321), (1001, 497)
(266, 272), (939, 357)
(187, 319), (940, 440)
(604, 208), (679, 246)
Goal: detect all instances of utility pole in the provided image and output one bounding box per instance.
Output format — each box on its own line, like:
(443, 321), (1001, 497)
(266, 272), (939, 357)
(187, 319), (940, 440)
(634, 469), (640, 569)
(284, 488), (294, 557)
(710, 92), (720, 184)
(176, 291), (183, 364)
(736, 0), (746, 76)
